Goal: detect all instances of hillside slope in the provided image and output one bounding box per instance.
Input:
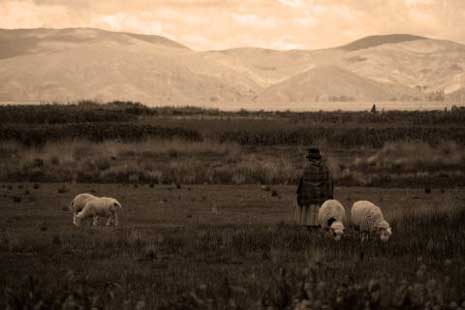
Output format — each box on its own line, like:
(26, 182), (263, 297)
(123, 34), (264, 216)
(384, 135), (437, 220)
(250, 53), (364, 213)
(1, 29), (464, 106)
(255, 66), (420, 103)
(340, 38), (465, 94)
(209, 35), (465, 101)
(340, 34), (426, 51)
(0, 28), (261, 105)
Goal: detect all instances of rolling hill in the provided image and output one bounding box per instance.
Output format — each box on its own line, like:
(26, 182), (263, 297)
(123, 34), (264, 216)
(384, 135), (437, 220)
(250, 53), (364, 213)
(1, 28), (465, 107)
(340, 34), (426, 51)
(0, 28), (261, 105)
(201, 48), (316, 87)
(255, 66), (419, 103)
(339, 38), (465, 94)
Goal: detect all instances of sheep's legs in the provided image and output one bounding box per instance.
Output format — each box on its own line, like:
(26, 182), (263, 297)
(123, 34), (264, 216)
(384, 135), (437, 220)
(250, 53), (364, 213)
(113, 213), (119, 226)
(106, 212), (118, 226)
(74, 213), (82, 227)
(92, 216), (99, 226)
(361, 231), (369, 242)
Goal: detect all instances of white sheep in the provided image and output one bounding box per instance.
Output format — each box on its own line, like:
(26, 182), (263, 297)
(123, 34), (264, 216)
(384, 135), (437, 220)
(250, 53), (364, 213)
(318, 199), (346, 241)
(74, 196), (123, 227)
(69, 193), (98, 226)
(351, 200), (392, 242)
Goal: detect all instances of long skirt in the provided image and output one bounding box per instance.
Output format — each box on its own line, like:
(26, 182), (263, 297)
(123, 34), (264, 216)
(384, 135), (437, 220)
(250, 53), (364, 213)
(295, 203), (320, 226)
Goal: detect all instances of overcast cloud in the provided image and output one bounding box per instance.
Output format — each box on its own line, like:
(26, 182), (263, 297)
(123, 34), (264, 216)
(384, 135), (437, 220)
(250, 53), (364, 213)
(1, 0), (464, 50)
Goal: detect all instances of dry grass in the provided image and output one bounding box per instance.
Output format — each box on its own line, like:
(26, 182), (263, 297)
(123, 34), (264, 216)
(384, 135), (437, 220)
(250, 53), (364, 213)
(1, 140), (465, 187)
(0, 140), (299, 185)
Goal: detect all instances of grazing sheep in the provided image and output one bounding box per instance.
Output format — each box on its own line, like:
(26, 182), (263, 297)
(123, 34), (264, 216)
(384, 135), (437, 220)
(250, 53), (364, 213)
(74, 197), (122, 227)
(69, 193), (98, 226)
(318, 199), (346, 241)
(351, 200), (392, 242)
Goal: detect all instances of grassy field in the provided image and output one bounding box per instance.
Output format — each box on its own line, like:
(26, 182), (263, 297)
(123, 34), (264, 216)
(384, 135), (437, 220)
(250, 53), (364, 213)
(1, 103), (465, 309)
(1, 183), (465, 309)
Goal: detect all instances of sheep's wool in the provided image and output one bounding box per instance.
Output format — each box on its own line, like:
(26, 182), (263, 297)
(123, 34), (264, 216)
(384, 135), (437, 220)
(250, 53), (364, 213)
(351, 200), (392, 241)
(318, 199), (346, 228)
(73, 195), (122, 227)
(318, 199), (346, 240)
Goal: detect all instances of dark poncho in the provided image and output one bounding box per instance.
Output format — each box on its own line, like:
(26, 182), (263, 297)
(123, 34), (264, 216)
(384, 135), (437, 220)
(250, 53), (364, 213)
(296, 158), (334, 206)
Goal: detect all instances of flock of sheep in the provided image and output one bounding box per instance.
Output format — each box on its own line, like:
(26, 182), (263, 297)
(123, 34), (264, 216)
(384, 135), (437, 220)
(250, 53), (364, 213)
(69, 193), (391, 242)
(318, 199), (392, 242)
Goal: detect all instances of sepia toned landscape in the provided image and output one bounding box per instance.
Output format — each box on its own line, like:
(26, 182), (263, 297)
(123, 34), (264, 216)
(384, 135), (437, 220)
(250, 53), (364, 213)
(2, 0), (465, 309)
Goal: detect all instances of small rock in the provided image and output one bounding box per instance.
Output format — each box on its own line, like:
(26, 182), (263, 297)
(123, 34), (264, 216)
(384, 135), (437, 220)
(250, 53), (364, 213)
(261, 185), (271, 192)
(38, 221), (48, 232)
(57, 186), (68, 194)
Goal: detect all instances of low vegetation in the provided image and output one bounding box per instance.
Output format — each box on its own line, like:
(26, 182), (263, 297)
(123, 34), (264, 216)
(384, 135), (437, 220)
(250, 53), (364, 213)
(0, 102), (464, 187)
(2, 102), (465, 148)
(1, 139), (464, 187)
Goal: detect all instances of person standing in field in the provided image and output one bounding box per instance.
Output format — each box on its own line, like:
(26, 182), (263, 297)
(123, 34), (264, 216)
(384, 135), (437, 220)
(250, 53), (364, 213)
(296, 146), (334, 228)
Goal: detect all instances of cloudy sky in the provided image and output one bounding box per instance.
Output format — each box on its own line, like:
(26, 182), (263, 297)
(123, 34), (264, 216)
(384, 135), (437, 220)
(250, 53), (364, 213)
(1, 0), (465, 50)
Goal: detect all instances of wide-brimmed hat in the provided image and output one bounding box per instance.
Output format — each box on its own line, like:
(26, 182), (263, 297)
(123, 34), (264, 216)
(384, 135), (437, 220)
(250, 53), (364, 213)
(306, 145), (322, 159)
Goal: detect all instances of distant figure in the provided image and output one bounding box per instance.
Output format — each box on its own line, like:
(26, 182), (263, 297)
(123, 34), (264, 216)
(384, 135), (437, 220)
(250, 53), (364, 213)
(296, 146), (334, 228)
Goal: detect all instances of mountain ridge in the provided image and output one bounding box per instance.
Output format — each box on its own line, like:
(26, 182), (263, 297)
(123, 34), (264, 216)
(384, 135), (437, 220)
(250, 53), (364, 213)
(1, 28), (464, 106)
(339, 34), (427, 51)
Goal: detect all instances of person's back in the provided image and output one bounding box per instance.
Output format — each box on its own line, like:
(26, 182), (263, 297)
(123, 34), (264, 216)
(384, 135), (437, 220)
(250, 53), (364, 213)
(296, 146), (333, 228)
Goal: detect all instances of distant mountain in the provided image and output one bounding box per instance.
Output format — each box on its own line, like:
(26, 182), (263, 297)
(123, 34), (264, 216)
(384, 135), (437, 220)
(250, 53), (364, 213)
(339, 38), (465, 94)
(207, 35), (465, 102)
(202, 48), (315, 87)
(1, 28), (464, 107)
(0, 28), (260, 105)
(340, 34), (426, 51)
(0, 28), (188, 60)
(255, 66), (420, 103)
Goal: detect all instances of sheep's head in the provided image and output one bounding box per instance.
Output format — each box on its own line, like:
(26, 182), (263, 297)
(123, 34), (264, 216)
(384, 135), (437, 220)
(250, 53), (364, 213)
(329, 221), (345, 241)
(112, 199), (122, 209)
(376, 220), (392, 242)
